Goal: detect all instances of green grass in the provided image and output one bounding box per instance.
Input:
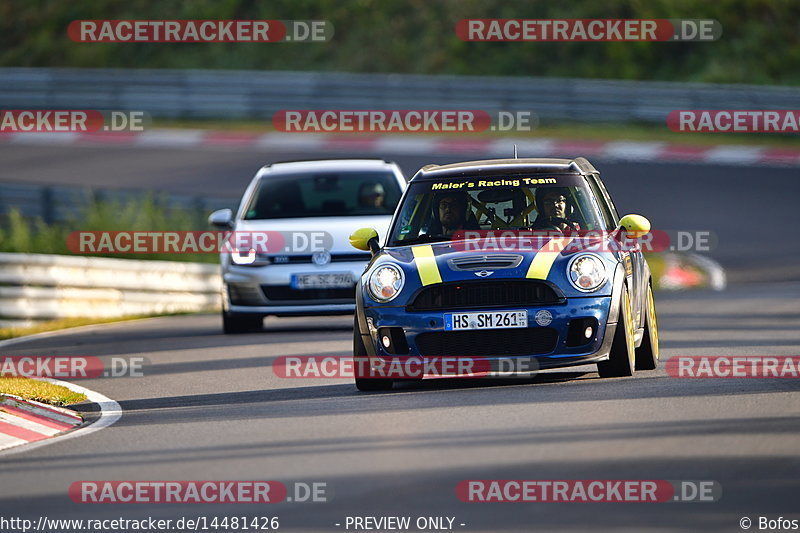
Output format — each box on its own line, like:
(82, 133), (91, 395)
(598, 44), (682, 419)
(0, 314), (194, 341)
(0, 194), (218, 263)
(2, 1), (800, 85)
(0, 377), (87, 406)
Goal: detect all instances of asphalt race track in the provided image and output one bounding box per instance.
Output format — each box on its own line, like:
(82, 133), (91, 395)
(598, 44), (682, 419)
(1, 141), (799, 283)
(0, 141), (799, 532)
(1, 285), (799, 531)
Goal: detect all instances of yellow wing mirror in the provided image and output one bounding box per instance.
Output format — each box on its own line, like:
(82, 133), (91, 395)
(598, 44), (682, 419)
(350, 227), (380, 254)
(618, 214), (651, 239)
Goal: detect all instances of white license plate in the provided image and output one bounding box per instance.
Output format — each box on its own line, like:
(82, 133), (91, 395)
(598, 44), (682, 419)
(291, 272), (354, 289)
(444, 310), (528, 331)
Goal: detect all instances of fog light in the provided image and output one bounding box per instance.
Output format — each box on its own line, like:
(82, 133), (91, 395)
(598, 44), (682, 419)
(377, 326), (409, 355)
(566, 317), (598, 347)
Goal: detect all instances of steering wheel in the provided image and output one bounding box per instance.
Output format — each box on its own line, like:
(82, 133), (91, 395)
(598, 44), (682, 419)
(535, 217), (575, 235)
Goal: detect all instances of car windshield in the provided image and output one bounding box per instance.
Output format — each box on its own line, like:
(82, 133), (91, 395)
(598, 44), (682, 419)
(388, 174), (605, 246)
(243, 170), (402, 219)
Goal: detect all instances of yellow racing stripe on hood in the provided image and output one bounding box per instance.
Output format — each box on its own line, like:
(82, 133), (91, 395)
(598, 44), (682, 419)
(411, 245), (442, 286)
(526, 237), (574, 280)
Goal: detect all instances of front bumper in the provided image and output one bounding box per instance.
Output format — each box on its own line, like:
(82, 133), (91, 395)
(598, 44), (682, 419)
(223, 261), (367, 315)
(359, 295), (615, 373)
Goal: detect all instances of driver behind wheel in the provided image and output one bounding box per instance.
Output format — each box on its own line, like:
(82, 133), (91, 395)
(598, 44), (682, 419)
(532, 187), (581, 233)
(429, 191), (480, 237)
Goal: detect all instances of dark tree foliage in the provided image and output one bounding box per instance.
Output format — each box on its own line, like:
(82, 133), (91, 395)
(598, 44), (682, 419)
(1, 0), (798, 84)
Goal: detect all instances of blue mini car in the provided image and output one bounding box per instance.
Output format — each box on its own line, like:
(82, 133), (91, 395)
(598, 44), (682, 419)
(349, 157), (659, 391)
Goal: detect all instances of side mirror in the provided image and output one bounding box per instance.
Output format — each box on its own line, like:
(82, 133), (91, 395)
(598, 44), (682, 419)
(350, 227), (380, 255)
(618, 214), (651, 239)
(208, 208), (234, 229)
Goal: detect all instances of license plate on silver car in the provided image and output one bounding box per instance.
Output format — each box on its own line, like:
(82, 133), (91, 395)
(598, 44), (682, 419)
(444, 310), (528, 331)
(291, 272), (354, 289)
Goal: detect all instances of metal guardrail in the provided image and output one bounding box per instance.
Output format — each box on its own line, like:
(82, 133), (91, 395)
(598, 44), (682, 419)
(1, 67), (798, 123)
(0, 253), (221, 328)
(0, 182), (237, 223)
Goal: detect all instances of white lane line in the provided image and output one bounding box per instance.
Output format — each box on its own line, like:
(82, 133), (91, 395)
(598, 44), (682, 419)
(0, 411), (61, 437)
(374, 135), (437, 154)
(2, 396), (83, 425)
(2, 129), (799, 167)
(254, 132), (326, 150)
(0, 432), (27, 448)
(603, 141), (666, 161)
(135, 129), (205, 147)
(488, 138), (555, 156)
(0, 379), (121, 456)
(8, 407), (79, 427)
(8, 132), (81, 145)
(704, 145), (765, 165)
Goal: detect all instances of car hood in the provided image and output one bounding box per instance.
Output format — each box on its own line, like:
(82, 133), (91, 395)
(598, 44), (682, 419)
(234, 215), (392, 254)
(370, 237), (619, 299)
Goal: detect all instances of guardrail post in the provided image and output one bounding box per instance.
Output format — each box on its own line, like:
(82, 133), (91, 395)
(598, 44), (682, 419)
(41, 187), (54, 224)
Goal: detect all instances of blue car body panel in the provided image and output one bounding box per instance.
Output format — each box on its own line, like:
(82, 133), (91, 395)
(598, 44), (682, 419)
(353, 157), (651, 377)
(358, 241), (624, 370)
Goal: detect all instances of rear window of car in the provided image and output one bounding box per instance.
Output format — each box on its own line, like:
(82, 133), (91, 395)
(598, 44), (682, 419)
(243, 170), (402, 219)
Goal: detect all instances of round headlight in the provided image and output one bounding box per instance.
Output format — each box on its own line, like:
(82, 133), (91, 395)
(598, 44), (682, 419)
(368, 264), (405, 302)
(568, 254), (607, 292)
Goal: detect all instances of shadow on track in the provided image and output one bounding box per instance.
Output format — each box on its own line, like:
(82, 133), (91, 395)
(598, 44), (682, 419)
(76, 369), (799, 429)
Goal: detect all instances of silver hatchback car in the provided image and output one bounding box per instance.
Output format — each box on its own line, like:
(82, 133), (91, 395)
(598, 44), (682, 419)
(209, 159), (406, 333)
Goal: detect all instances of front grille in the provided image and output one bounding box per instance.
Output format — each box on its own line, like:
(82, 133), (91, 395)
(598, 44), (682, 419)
(448, 254), (523, 271)
(263, 253), (371, 264)
(408, 280), (563, 311)
(416, 328), (558, 357)
(262, 285), (356, 301)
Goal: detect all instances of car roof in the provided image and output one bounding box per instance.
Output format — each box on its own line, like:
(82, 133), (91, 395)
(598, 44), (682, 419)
(412, 157), (597, 181)
(259, 159), (399, 176)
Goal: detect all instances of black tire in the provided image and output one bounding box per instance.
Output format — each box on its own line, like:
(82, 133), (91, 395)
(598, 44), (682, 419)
(222, 310), (262, 334)
(597, 285), (635, 378)
(635, 284), (659, 370)
(353, 316), (394, 391)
